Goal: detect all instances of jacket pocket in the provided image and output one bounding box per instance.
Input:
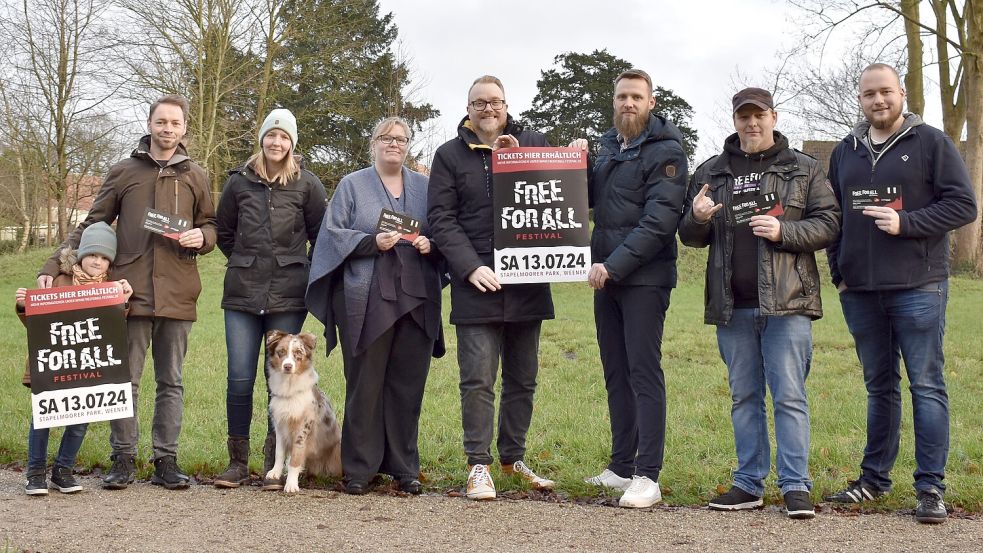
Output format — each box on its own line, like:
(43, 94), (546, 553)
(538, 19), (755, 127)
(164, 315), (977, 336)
(226, 253), (256, 268)
(275, 255), (310, 268)
(114, 252), (142, 269)
(777, 174), (808, 221)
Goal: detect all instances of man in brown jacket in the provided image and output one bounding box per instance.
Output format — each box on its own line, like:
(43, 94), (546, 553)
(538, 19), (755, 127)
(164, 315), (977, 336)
(37, 94), (217, 490)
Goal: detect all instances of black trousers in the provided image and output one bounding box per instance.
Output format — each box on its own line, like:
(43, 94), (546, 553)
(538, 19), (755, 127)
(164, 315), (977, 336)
(594, 284), (671, 481)
(335, 290), (433, 482)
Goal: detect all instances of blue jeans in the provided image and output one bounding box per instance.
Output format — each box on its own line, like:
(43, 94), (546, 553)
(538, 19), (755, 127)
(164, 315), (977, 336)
(839, 281), (949, 493)
(224, 309), (307, 437)
(27, 421), (88, 470)
(716, 309), (813, 496)
(456, 321), (541, 466)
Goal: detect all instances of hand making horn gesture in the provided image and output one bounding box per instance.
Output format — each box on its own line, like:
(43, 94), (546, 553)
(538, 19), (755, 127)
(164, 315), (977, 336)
(692, 183), (723, 223)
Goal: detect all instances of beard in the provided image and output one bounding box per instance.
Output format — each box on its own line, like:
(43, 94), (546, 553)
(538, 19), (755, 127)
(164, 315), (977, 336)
(867, 104), (903, 130)
(614, 108), (650, 141)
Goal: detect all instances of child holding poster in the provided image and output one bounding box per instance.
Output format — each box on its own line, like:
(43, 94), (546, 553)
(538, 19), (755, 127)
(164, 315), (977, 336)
(14, 222), (132, 495)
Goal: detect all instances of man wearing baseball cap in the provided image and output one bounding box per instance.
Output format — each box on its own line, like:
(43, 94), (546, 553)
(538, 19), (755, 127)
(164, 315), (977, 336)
(679, 87), (840, 518)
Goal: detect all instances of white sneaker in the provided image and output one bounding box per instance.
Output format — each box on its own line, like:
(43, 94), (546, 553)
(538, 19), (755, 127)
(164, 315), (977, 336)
(466, 464), (496, 500)
(503, 460), (554, 490)
(618, 476), (662, 508)
(585, 469), (632, 491)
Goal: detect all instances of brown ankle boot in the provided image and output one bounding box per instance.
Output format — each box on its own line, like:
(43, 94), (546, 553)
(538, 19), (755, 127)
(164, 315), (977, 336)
(260, 432), (282, 491)
(214, 436), (250, 488)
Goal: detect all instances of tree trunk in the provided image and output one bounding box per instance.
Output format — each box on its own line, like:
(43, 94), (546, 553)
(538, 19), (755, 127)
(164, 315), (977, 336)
(901, 0), (925, 115)
(16, 151), (32, 253)
(954, 2), (982, 272)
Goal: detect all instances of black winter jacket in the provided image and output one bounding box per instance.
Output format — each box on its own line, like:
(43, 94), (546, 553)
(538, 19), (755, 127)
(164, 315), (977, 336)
(427, 116), (554, 324)
(589, 114), (688, 286)
(826, 114), (978, 290)
(679, 133), (841, 325)
(216, 163), (328, 313)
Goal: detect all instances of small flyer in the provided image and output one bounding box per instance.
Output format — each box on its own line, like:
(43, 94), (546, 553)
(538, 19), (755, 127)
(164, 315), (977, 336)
(142, 207), (191, 240)
(376, 208), (421, 241)
(731, 192), (785, 225)
(25, 283), (132, 429)
(849, 186), (902, 210)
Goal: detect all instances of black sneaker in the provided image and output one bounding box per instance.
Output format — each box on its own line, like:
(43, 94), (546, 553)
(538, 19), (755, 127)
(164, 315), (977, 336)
(708, 486), (763, 511)
(824, 479), (885, 503)
(103, 454), (136, 490)
(50, 465), (83, 493)
(151, 456), (190, 490)
(784, 490), (816, 519)
(915, 489), (947, 524)
(24, 469), (48, 496)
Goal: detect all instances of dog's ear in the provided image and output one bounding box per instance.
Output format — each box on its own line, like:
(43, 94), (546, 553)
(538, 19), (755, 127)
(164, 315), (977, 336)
(299, 332), (317, 354)
(266, 330), (288, 349)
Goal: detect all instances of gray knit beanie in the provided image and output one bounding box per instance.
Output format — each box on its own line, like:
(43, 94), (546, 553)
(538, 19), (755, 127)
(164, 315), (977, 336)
(77, 222), (117, 263)
(258, 108), (298, 149)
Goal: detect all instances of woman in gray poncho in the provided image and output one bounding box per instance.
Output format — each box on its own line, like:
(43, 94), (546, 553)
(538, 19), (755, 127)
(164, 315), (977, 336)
(306, 117), (443, 495)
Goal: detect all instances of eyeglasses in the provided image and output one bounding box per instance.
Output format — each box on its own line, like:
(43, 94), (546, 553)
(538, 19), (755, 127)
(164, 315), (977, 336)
(469, 99), (506, 111)
(376, 135), (409, 146)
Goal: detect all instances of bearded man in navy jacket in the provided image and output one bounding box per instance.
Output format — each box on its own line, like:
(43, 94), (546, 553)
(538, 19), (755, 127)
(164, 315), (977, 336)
(824, 63), (977, 524)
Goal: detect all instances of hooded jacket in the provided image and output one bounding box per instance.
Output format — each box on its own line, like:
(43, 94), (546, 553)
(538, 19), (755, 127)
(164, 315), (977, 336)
(679, 131), (841, 325)
(826, 114), (977, 290)
(216, 162), (327, 314)
(589, 114), (688, 286)
(427, 115), (554, 324)
(40, 136), (217, 320)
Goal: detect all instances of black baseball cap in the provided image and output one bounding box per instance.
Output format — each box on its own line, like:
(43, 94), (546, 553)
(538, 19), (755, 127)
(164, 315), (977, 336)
(732, 88), (774, 113)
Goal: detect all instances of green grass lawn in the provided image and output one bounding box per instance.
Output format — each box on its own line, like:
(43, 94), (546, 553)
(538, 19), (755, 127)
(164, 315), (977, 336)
(1, 245), (981, 511)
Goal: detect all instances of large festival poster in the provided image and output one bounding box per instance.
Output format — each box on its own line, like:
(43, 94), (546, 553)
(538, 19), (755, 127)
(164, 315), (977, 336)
(25, 282), (132, 429)
(492, 147), (590, 284)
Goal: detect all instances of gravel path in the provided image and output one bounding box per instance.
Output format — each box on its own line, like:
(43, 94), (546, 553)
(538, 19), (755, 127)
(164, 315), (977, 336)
(0, 469), (980, 552)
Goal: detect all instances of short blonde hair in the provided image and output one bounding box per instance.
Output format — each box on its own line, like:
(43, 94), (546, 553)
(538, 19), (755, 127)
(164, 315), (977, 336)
(369, 116), (413, 159)
(469, 75), (505, 99)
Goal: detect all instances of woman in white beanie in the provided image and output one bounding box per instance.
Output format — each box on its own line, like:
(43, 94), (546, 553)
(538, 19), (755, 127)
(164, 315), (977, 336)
(213, 108), (327, 489)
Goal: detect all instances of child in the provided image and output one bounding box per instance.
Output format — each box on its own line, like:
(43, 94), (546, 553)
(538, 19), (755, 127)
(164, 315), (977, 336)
(15, 221), (132, 495)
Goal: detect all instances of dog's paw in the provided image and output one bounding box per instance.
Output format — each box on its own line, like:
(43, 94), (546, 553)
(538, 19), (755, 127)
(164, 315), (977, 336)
(283, 480), (300, 494)
(265, 468), (281, 481)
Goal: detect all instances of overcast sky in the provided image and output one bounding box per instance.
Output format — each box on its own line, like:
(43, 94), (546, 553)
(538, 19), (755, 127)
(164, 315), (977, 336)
(377, 0), (795, 161)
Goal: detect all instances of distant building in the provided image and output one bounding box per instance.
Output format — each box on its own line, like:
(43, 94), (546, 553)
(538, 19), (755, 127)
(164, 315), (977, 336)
(802, 140), (971, 176)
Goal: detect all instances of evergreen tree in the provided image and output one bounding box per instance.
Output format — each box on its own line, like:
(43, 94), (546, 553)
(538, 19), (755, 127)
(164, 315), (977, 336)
(521, 49), (697, 161)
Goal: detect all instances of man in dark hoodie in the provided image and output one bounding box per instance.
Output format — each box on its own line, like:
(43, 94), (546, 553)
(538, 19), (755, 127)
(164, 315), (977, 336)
(37, 94), (217, 491)
(679, 88), (840, 519)
(428, 75), (556, 501)
(581, 69), (688, 508)
(824, 64), (977, 524)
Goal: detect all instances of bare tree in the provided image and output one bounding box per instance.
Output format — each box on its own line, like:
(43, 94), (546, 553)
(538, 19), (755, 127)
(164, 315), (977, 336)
(0, 0), (125, 242)
(789, 0), (983, 272)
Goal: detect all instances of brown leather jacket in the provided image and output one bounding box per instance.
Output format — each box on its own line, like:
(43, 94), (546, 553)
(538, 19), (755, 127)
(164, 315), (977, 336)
(679, 142), (841, 325)
(39, 137), (216, 320)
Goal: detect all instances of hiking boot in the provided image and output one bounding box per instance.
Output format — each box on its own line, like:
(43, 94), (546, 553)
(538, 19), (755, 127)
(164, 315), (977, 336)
(784, 490), (816, 519)
(260, 432), (282, 491)
(619, 476), (662, 508)
(151, 456), (190, 490)
(584, 468), (632, 491)
(915, 488), (947, 524)
(502, 460), (554, 490)
(465, 464), (495, 500)
(399, 478), (422, 495)
(708, 486), (763, 511)
(824, 479), (885, 503)
(50, 465), (83, 493)
(25, 467), (48, 496)
(214, 436), (250, 488)
(345, 479), (368, 495)
(102, 454), (135, 490)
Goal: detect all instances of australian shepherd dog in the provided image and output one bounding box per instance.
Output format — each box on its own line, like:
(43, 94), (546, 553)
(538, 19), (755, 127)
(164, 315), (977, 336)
(265, 330), (342, 493)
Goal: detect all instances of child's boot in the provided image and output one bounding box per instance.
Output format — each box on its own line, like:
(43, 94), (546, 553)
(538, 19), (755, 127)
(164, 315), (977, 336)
(50, 464), (83, 493)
